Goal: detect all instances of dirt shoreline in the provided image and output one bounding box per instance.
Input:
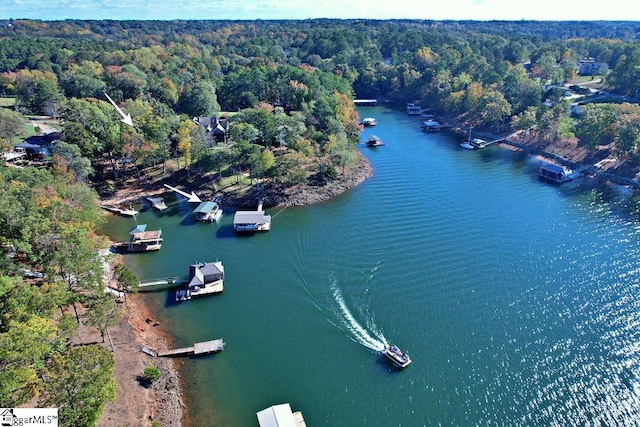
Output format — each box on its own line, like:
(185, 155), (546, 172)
(98, 293), (184, 427)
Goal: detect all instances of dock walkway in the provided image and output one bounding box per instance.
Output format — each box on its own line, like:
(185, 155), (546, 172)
(138, 277), (188, 292)
(153, 339), (225, 357)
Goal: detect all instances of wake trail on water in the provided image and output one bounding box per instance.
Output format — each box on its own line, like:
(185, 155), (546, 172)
(330, 281), (387, 352)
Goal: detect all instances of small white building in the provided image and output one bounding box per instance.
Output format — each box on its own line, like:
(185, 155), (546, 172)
(257, 403), (306, 427)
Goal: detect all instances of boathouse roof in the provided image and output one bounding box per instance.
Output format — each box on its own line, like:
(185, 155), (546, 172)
(257, 403), (305, 427)
(129, 224), (162, 240)
(188, 261), (224, 288)
(193, 201), (219, 214)
(233, 211), (271, 225)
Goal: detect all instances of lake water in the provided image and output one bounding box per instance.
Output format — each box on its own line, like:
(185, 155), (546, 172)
(102, 106), (640, 426)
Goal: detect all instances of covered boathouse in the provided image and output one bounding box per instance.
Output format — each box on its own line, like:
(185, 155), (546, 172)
(193, 201), (222, 222)
(257, 403), (306, 427)
(119, 224), (162, 252)
(233, 211), (271, 232)
(539, 163), (572, 185)
(187, 261), (224, 297)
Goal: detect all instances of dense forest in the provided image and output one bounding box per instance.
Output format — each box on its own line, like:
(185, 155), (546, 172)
(2, 18), (640, 425)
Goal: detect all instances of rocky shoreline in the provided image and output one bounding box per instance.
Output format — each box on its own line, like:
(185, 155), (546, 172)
(98, 152), (374, 209)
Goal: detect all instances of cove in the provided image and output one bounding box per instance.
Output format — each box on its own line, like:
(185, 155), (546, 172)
(102, 105), (640, 426)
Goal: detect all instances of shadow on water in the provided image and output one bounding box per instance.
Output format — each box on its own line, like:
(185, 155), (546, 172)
(163, 288), (182, 308)
(215, 225), (243, 238)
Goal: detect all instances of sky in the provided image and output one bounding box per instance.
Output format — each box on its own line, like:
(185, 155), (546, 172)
(0, 0), (638, 22)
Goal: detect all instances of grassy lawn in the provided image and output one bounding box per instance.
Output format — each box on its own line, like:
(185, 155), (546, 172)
(0, 97), (16, 108)
(9, 123), (38, 146)
(568, 75), (603, 84)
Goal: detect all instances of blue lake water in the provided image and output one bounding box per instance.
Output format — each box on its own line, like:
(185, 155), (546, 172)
(103, 106), (640, 426)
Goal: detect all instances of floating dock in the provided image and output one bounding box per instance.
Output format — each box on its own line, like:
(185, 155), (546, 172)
(354, 99), (377, 106)
(152, 339), (225, 357)
(146, 196), (167, 211)
(100, 204), (138, 217)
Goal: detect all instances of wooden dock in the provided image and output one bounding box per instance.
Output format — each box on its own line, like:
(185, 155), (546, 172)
(155, 339), (225, 357)
(473, 138), (505, 149)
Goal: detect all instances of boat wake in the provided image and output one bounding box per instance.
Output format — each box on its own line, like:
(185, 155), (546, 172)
(329, 281), (387, 352)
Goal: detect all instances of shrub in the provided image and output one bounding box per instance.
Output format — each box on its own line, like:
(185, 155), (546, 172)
(142, 365), (162, 386)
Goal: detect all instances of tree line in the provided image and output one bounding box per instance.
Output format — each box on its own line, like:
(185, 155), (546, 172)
(0, 164), (139, 425)
(2, 18), (640, 425)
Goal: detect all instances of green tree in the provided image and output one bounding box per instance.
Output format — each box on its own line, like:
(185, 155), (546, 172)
(52, 141), (94, 183)
(142, 365), (162, 386)
(178, 81), (221, 117)
(0, 108), (27, 151)
(43, 345), (116, 427)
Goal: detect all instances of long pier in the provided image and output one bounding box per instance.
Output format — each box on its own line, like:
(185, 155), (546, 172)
(143, 339), (225, 358)
(138, 277), (188, 292)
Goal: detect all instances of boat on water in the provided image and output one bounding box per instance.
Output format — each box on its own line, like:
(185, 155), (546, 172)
(460, 127), (485, 150)
(383, 344), (411, 368)
(361, 117), (377, 127)
(366, 135), (385, 147)
(460, 138), (486, 150)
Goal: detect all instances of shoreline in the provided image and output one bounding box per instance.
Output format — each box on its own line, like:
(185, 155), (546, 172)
(98, 153), (373, 427)
(98, 131), (638, 426)
(98, 152), (374, 209)
(98, 293), (185, 427)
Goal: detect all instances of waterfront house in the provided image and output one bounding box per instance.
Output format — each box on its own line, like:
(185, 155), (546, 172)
(233, 210), (271, 232)
(257, 403), (306, 427)
(193, 116), (228, 145)
(578, 59), (608, 76)
(16, 132), (60, 159)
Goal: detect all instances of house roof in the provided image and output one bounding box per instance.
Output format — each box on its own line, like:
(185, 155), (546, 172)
(194, 116), (228, 133)
(23, 132), (61, 146)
